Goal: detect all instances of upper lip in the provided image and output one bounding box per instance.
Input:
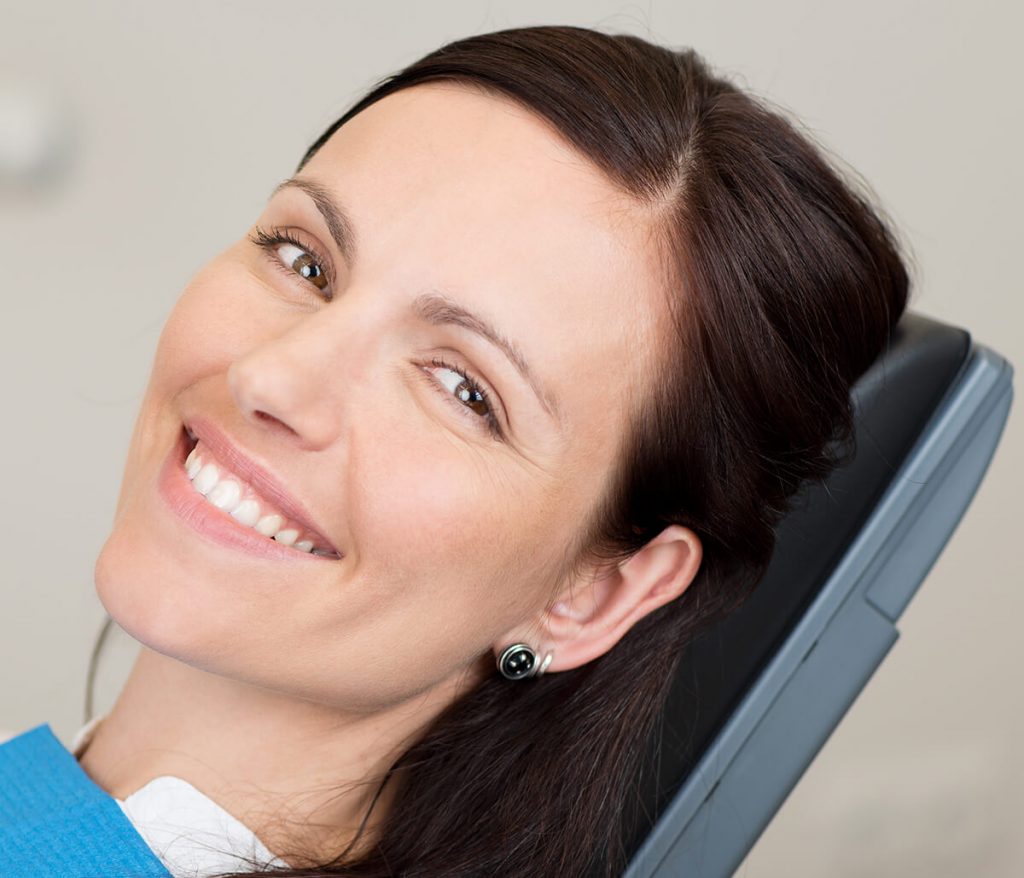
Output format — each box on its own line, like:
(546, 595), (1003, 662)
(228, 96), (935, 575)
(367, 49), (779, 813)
(183, 414), (340, 556)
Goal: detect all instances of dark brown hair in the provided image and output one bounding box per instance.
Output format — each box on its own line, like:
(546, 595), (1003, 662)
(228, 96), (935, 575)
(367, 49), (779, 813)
(90, 23), (910, 878)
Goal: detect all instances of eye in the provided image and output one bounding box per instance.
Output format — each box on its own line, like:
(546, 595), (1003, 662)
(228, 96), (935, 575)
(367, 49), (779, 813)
(279, 244), (328, 291)
(249, 225), (334, 300)
(423, 356), (503, 440)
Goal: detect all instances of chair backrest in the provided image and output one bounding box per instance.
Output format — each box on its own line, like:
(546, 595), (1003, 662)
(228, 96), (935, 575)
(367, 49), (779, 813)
(619, 310), (1015, 877)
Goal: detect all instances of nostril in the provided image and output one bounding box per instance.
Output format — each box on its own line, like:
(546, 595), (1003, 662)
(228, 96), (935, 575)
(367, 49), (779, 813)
(253, 410), (301, 439)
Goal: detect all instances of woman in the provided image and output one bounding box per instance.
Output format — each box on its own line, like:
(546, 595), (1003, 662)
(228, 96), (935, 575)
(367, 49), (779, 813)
(0, 23), (909, 878)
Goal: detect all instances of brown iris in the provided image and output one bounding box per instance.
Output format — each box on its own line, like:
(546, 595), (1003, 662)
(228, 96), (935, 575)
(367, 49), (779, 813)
(291, 252), (328, 291)
(456, 382), (488, 417)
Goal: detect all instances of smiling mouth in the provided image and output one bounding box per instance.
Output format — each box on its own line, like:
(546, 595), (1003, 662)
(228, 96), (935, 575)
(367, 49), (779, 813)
(180, 428), (341, 559)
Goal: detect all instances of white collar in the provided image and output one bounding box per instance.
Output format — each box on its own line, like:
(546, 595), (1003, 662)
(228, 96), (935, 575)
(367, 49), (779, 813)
(72, 715), (291, 878)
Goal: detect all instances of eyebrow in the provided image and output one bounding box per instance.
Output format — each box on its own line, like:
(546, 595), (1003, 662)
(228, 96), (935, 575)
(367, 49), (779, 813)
(270, 177), (357, 267)
(412, 292), (561, 424)
(268, 177), (562, 425)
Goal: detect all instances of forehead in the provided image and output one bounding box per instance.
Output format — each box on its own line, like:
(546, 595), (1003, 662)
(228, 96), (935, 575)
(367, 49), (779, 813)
(302, 81), (667, 443)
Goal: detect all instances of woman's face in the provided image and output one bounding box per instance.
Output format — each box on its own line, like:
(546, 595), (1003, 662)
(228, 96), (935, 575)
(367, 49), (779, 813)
(95, 82), (667, 711)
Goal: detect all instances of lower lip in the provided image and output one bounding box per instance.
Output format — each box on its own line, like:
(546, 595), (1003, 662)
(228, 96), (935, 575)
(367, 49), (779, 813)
(157, 427), (340, 562)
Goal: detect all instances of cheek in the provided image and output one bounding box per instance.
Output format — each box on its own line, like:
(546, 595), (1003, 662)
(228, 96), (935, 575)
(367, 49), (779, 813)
(344, 422), (554, 633)
(357, 434), (517, 575)
(113, 282), (235, 491)
(150, 273), (256, 394)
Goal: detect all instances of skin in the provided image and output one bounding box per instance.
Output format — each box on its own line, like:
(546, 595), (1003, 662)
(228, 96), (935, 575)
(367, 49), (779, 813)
(79, 81), (703, 864)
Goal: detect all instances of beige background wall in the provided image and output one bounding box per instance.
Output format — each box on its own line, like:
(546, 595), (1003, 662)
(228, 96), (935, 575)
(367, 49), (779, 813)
(1, 1), (1020, 874)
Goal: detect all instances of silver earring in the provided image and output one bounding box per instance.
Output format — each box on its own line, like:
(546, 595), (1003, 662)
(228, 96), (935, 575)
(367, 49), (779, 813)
(497, 643), (553, 681)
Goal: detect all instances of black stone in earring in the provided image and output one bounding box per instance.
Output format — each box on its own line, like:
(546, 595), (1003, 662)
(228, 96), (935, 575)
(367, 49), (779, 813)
(498, 643), (537, 680)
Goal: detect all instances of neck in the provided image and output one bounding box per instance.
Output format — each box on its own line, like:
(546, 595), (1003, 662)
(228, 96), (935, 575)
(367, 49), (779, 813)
(77, 645), (484, 865)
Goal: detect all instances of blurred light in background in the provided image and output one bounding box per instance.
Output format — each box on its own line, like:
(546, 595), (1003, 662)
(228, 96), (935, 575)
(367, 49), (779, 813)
(0, 80), (75, 194)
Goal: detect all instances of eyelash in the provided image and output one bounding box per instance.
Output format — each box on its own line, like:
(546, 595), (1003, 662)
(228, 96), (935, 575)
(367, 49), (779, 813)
(421, 356), (503, 440)
(248, 225), (504, 441)
(249, 224), (337, 299)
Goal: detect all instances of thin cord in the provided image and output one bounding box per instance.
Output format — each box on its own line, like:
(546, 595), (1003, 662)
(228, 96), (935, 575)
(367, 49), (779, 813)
(84, 613), (115, 723)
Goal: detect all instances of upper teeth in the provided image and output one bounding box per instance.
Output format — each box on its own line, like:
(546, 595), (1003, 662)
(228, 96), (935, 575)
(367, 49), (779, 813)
(185, 441), (336, 557)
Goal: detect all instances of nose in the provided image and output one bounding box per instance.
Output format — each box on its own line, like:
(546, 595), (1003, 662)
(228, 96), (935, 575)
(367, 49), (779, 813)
(227, 311), (349, 451)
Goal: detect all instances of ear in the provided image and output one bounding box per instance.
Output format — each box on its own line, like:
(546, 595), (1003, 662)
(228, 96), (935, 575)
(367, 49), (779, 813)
(494, 525), (702, 674)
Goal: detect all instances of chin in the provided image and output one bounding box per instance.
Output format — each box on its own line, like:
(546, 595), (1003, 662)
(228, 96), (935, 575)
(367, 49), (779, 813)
(92, 518), (229, 670)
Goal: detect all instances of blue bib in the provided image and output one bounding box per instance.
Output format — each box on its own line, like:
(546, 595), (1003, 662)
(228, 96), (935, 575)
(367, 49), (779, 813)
(0, 723), (173, 877)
